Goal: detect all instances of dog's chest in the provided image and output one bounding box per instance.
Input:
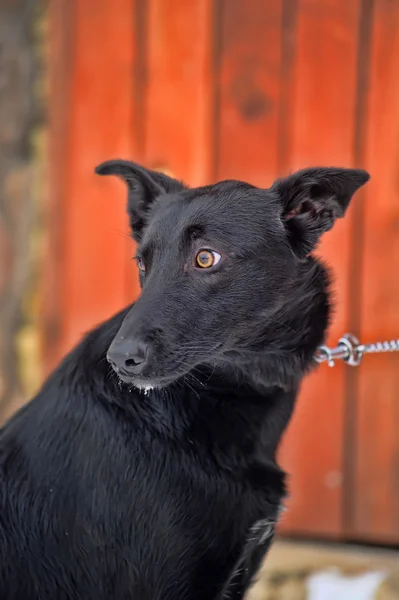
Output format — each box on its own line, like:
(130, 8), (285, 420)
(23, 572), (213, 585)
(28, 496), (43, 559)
(53, 431), (273, 598)
(113, 445), (278, 597)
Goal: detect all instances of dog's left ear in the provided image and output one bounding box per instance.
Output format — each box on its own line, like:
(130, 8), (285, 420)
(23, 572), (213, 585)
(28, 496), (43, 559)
(95, 159), (185, 242)
(272, 167), (370, 258)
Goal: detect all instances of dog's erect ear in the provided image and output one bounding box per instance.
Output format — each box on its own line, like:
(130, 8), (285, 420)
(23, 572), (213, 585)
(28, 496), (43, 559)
(271, 167), (370, 258)
(95, 159), (185, 242)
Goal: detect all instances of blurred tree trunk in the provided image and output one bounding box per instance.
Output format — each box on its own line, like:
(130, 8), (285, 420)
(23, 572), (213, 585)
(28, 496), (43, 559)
(0, 0), (43, 422)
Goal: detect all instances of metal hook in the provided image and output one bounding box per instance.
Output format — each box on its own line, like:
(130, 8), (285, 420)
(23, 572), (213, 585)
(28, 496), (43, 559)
(315, 345), (335, 367)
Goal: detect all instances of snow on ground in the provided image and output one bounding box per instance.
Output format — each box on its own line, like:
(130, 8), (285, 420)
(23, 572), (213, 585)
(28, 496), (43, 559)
(307, 568), (387, 600)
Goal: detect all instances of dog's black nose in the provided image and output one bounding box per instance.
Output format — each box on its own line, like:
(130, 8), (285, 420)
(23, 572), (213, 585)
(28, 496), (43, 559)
(107, 338), (149, 376)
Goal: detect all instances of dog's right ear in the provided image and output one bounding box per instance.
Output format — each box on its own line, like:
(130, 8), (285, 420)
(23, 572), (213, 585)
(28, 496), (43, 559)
(95, 160), (185, 242)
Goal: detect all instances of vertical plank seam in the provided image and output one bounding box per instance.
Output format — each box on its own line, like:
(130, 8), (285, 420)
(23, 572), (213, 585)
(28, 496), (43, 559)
(125, 0), (148, 304)
(277, 0), (298, 176)
(134, 0), (148, 161)
(210, 0), (223, 182)
(343, 0), (375, 539)
(45, 0), (76, 371)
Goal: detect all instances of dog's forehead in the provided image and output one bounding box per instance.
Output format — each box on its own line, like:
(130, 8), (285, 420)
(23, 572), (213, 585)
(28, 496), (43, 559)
(146, 182), (279, 243)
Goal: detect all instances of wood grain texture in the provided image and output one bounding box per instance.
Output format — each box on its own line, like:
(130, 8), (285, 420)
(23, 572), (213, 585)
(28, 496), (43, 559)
(144, 0), (215, 185)
(351, 0), (399, 543)
(278, 0), (362, 538)
(217, 0), (283, 186)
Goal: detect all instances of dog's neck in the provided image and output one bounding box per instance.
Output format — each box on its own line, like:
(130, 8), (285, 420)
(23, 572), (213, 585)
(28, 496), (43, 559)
(215, 258), (331, 391)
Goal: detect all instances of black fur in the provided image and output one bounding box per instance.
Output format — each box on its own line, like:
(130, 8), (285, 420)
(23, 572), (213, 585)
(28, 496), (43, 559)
(0, 162), (369, 599)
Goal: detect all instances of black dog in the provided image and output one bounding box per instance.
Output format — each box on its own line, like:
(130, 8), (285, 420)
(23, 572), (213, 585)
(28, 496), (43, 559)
(0, 162), (368, 599)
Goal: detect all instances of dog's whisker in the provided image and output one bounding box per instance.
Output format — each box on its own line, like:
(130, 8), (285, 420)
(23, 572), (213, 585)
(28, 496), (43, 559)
(184, 376), (201, 401)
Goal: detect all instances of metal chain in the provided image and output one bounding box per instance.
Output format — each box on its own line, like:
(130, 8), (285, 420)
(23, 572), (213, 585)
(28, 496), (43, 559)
(314, 334), (399, 367)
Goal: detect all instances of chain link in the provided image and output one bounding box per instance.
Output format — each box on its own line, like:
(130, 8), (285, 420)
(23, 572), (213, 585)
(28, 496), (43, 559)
(314, 334), (399, 367)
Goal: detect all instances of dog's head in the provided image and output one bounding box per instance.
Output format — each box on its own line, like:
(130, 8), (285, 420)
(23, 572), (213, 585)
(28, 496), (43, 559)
(96, 160), (369, 389)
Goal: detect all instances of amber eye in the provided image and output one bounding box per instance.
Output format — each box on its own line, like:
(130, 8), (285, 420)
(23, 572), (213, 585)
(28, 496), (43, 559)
(195, 249), (222, 269)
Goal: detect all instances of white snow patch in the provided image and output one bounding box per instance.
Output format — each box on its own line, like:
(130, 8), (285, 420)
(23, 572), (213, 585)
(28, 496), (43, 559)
(307, 568), (387, 600)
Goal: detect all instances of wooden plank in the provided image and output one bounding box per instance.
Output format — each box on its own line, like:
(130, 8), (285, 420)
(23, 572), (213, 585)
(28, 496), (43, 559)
(277, 0), (362, 538)
(42, 0), (73, 374)
(144, 0), (214, 185)
(351, 0), (399, 544)
(47, 0), (139, 366)
(216, 0), (284, 186)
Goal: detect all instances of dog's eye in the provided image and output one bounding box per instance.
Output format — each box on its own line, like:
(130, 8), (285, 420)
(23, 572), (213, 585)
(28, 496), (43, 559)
(195, 249), (221, 269)
(135, 256), (146, 273)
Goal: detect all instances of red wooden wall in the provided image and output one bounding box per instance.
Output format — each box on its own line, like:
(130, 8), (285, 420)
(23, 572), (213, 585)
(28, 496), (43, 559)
(47, 0), (399, 544)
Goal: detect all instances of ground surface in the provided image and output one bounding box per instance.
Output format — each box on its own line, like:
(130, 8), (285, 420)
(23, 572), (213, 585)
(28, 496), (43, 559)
(248, 539), (399, 599)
